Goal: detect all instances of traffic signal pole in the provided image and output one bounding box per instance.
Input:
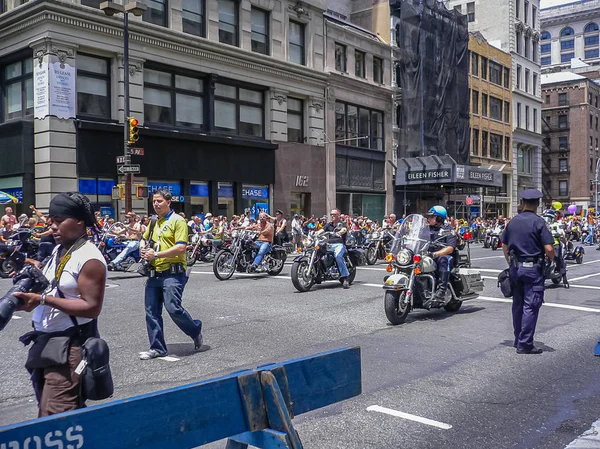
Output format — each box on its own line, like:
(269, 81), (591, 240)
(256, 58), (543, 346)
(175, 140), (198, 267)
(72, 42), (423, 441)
(123, 11), (132, 214)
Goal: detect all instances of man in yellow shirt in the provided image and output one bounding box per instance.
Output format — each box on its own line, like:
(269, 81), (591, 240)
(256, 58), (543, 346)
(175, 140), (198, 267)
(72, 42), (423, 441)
(139, 189), (203, 360)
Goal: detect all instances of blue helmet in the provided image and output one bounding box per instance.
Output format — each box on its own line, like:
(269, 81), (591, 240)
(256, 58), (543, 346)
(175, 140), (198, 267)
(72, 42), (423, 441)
(427, 206), (447, 220)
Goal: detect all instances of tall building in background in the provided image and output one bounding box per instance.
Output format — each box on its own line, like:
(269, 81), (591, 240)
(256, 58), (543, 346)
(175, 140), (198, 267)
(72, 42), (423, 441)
(446, 0), (543, 214)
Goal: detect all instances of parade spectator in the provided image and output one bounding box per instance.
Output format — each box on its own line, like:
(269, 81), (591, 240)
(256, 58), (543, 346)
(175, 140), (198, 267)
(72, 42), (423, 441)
(1, 206), (17, 229)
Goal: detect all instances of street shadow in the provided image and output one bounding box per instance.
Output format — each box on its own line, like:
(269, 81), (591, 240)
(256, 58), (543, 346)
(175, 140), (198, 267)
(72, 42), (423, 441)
(498, 339), (556, 352)
(385, 306), (486, 325)
(167, 343), (211, 357)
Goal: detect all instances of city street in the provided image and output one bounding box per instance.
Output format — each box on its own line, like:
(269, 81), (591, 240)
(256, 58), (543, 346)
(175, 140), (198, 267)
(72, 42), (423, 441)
(1, 243), (600, 448)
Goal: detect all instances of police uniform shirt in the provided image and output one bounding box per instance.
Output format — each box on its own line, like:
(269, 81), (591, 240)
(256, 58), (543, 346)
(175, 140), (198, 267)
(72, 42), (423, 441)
(429, 225), (458, 249)
(501, 211), (554, 258)
(143, 210), (188, 272)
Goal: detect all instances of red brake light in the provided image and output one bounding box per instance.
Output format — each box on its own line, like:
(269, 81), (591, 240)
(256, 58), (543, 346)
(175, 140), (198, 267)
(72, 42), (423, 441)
(413, 255), (422, 263)
(464, 232), (472, 240)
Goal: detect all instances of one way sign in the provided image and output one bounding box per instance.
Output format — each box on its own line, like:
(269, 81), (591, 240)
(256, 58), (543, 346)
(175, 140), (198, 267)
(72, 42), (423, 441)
(117, 164), (140, 174)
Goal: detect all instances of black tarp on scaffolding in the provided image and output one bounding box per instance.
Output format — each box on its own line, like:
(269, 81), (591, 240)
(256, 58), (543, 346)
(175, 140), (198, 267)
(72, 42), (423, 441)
(393, 0), (470, 164)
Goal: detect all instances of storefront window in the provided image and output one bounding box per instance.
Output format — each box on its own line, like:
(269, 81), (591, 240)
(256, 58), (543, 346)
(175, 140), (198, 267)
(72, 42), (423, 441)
(190, 181), (209, 216)
(242, 184), (269, 218)
(290, 192), (310, 218)
(217, 182), (234, 218)
(2, 55), (33, 122)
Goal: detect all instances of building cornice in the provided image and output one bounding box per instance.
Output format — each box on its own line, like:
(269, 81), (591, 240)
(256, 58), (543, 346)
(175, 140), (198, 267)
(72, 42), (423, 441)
(328, 73), (393, 102)
(0, 0), (329, 87)
(541, 9), (600, 28)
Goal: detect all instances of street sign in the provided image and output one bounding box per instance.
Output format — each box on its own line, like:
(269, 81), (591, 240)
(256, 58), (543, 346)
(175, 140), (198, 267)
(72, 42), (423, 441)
(129, 147), (145, 156)
(117, 164), (140, 174)
(116, 155), (130, 164)
(466, 196), (473, 206)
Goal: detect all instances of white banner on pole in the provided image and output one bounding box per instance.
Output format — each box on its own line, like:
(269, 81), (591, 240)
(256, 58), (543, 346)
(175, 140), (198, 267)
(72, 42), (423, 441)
(34, 56), (49, 119)
(33, 58), (76, 119)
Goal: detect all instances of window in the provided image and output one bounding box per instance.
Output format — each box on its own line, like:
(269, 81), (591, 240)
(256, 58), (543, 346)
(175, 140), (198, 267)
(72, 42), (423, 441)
(467, 2), (475, 22)
(533, 108), (537, 132)
(525, 35), (530, 59)
(182, 0), (204, 37)
(504, 101), (510, 122)
(287, 97), (303, 143)
(481, 57), (487, 80)
(482, 93), (488, 117)
(503, 67), (510, 88)
(532, 6), (536, 25)
(559, 158), (568, 172)
(2, 55), (33, 122)
(335, 43), (346, 72)
(471, 52), (479, 76)
(596, 116), (599, 130)
(586, 49), (600, 59)
(596, 95), (599, 107)
(143, 0), (167, 27)
(504, 136), (511, 160)
(525, 69), (530, 92)
(533, 73), (537, 96)
(585, 35), (599, 47)
(524, 0), (529, 23)
(559, 135), (568, 149)
(585, 23), (599, 33)
(481, 131), (488, 157)
(561, 39), (575, 50)
(545, 94), (550, 104)
(518, 148), (531, 174)
(561, 27), (574, 37)
(516, 0), (520, 18)
(591, 115), (594, 128)
(558, 114), (568, 128)
(516, 65), (521, 89)
(219, 0), (238, 46)
(541, 56), (551, 66)
(289, 21), (305, 65)
(334, 102), (384, 151)
(489, 61), (502, 86)
(251, 7), (269, 55)
(516, 31), (522, 54)
(559, 180), (568, 196)
(355, 51), (365, 78)
(77, 54), (110, 118)
(561, 53), (574, 63)
(453, 5), (461, 13)
(541, 31), (551, 40)
(472, 90), (479, 114)
(214, 83), (264, 137)
(591, 136), (594, 148)
(490, 133), (502, 159)
(373, 57), (384, 83)
(517, 102), (522, 128)
(472, 128), (479, 155)
(525, 105), (530, 130)
(558, 93), (568, 106)
(541, 43), (551, 54)
(490, 96), (502, 121)
(144, 68), (204, 129)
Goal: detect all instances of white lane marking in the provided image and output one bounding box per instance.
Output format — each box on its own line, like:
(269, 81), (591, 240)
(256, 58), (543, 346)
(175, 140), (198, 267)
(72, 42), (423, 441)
(477, 268), (503, 273)
(357, 266), (388, 271)
(477, 295), (600, 313)
(471, 256), (506, 261)
(159, 356), (180, 362)
(568, 272), (600, 282)
(367, 405), (452, 430)
(569, 284), (600, 291)
(11, 315), (22, 320)
(105, 283), (119, 289)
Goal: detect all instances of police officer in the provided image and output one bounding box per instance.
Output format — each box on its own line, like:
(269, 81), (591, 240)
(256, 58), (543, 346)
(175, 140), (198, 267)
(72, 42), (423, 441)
(501, 189), (555, 354)
(426, 206), (458, 305)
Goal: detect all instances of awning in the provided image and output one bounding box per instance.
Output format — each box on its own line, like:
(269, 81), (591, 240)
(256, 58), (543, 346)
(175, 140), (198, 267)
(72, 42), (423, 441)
(395, 156), (503, 188)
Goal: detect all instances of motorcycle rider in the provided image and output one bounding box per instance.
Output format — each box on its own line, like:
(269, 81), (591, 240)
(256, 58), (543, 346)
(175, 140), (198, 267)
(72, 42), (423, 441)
(426, 206), (458, 305)
(107, 212), (142, 270)
(247, 212), (274, 272)
(543, 210), (569, 288)
(318, 208), (350, 289)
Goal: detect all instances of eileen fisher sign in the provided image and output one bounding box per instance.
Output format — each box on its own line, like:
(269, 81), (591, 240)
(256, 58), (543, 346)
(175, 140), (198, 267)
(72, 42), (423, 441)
(406, 169), (452, 182)
(34, 57), (76, 119)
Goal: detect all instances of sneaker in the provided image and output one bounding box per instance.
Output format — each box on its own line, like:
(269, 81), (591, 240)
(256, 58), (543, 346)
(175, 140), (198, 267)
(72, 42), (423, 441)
(342, 278), (350, 289)
(193, 333), (203, 351)
(516, 347), (543, 354)
(107, 262), (115, 271)
(139, 349), (165, 360)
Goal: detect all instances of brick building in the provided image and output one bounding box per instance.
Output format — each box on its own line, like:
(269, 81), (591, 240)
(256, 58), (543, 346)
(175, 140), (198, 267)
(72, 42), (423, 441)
(541, 72), (600, 208)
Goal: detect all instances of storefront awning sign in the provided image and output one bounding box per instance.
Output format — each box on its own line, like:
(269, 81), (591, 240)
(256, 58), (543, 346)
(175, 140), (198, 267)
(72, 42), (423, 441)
(0, 191), (19, 204)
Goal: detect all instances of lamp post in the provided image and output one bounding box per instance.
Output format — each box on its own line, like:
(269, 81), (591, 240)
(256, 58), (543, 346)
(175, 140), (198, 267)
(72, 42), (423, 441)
(100, 1), (146, 214)
(595, 153), (600, 215)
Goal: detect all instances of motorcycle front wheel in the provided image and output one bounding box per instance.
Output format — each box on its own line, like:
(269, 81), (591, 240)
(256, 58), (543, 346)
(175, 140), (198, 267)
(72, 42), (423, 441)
(366, 245), (377, 265)
(384, 290), (410, 325)
(576, 255), (584, 264)
(291, 260), (315, 292)
(0, 258), (14, 278)
(186, 249), (197, 267)
(213, 250), (236, 281)
(444, 300), (462, 312)
(483, 239), (490, 249)
(491, 239), (498, 251)
(551, 276), (561, 284)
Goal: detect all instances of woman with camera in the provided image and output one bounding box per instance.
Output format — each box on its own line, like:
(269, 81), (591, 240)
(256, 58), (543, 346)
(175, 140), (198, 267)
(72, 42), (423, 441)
(15, 192), (107, 417)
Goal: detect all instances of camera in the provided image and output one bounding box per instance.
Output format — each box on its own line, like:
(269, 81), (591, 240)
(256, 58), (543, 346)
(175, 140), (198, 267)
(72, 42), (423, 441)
(0, 251), (49, 331)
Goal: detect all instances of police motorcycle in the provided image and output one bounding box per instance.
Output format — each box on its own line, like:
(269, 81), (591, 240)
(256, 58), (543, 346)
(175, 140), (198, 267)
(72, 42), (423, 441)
(483, 226), (493, 248)
(382, 214), (483, 325)
(212, 229), (287, 280)
(290, 229), (365, 292)
(186, 232), (215, 266)
(365, 228), (395, 265)
(96, 222), (141, 271)
(489, 222), (504, 251)
(543, 212), (570, 287)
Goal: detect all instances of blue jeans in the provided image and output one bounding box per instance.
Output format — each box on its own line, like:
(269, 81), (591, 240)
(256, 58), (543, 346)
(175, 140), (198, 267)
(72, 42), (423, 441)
(330, 243), (350, 278)
(253, 241), (272, 265)
(584, 230), (594, 245)
(144, 273), (202, 355)
(112, 240), (139, 265)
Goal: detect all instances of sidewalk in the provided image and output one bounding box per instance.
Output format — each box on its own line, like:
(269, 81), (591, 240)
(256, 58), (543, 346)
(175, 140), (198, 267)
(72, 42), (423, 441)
(565, 419), (600, 448)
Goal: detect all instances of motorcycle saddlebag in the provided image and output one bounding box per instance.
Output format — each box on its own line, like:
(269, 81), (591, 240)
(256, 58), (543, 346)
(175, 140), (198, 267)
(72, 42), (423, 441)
(348, 248), (366, 266)
(456, 268), (484, 295)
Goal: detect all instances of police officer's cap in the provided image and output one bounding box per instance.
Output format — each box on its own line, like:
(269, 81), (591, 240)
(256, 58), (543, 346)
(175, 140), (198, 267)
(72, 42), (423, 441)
(520, 189), (543, 200)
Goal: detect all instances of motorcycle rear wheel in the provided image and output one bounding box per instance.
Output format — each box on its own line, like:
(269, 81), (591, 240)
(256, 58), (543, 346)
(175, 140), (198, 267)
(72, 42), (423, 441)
(213, 250), (236, 281)
(267, 257), (285, 276)
(576, 255), (583, 264)
(384, 290), (410, 325)
(551, 277), (561, 284)
(366, 246), (377, 265)
(0, 258), (14, 278)
(444, 300), (462, 312)
(291, 260), (314, 292)
(340, 266), (356, 285)
(186, 249), (197, 267)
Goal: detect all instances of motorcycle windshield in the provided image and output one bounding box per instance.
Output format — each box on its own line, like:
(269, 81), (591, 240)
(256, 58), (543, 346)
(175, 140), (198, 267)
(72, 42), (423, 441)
(390, 214), (430, 254)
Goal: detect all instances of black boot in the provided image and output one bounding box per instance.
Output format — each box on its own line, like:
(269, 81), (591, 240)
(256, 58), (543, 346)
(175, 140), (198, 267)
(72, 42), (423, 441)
(563, 274), (569, 289)
(432, 272), (450, 306)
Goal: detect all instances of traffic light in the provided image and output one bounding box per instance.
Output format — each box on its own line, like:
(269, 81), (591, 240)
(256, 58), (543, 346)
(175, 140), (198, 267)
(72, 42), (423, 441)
(135, 185), (149, 199)
(112, 184), (124, 200)
(128, 117), (139, 145)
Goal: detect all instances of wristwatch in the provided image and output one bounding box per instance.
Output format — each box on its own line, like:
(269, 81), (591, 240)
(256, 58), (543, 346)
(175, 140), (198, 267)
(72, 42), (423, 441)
(40, 292), (47, 305)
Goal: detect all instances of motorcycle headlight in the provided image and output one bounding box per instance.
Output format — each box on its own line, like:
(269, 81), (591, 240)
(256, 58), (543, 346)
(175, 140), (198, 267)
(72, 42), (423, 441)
(396, 249), (413, 266)
(302, 237), (313, 248)
(232, 230), (239, 238)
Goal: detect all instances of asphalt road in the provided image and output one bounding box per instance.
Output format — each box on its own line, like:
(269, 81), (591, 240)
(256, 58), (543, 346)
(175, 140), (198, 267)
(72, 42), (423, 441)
(1, 243), (600, 449)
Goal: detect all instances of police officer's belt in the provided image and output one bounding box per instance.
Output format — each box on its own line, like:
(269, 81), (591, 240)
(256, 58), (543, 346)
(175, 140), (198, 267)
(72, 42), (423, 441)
(516, 256), (543, 263)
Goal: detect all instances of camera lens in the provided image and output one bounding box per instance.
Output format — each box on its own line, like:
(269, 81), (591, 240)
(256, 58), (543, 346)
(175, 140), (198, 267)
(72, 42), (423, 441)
(0, 286), (24, 331)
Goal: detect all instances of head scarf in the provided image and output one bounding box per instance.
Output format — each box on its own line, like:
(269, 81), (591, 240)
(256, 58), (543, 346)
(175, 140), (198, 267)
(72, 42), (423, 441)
(49, 193), (92, 226)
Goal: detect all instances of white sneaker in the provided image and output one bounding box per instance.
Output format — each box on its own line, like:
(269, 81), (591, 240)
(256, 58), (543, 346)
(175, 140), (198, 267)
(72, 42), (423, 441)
(139, 349), (165, 360)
